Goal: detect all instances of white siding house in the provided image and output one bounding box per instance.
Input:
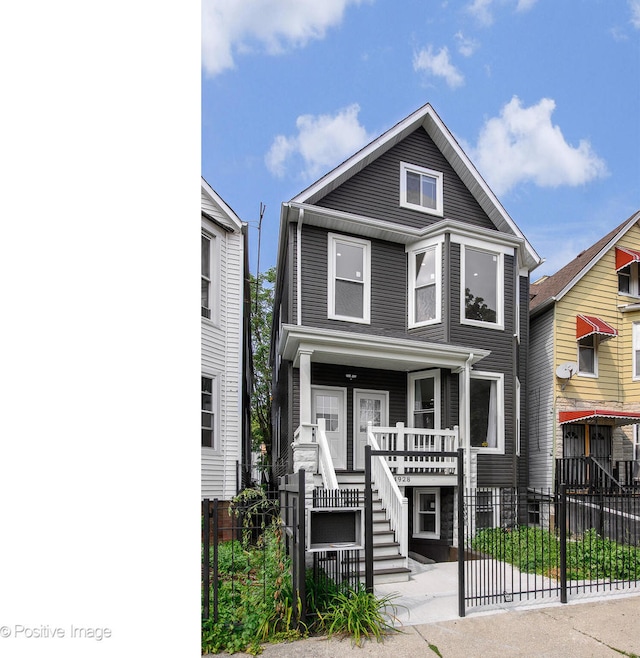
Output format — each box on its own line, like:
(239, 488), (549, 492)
(201, 177), (250, 501)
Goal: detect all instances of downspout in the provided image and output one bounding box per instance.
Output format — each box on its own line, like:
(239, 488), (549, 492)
(464, 352), (474, 492)
(296, 208), (304, 326)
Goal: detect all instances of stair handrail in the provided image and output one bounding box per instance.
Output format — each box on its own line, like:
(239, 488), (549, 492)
(589, 455), (624, 492)
(367, 422), (408, 559)
(315, 418), (339, 491)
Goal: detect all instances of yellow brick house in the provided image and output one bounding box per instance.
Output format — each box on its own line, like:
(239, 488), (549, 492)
(528, 211), (640, 491)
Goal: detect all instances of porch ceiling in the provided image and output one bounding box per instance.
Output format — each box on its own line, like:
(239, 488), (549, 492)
(279, 324), (490, 372)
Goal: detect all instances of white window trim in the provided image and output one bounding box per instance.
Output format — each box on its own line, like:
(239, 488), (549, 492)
(469, 371), (505, 454)
(399, 162), (444, 217)
(413, 487), (440, 539)
(408, 370), (441, 430)
(633, 322), (640, 381)
(407, 240), (442, 328)
(201, 228), (221, 326)
(201, 372), (220, 452)
(327, 233), (371, 324)
(457, 238), (505, 331)
(577, 335), (598, 378)
(618, 262), (640, 298)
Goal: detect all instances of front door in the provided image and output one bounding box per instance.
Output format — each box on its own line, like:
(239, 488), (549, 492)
(312, 387), (347, 470)
(354, 390), (388, 470)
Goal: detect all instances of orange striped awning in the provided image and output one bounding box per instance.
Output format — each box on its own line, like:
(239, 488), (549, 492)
(615, 246), (640, 271)
(559, 410), (640, 425)
(576, 314), (617, 341)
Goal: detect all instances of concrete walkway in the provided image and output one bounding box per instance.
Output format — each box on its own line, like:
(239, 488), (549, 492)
(223, 560), (640, 657)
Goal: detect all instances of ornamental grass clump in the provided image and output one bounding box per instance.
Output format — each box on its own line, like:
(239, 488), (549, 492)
(315, 584), (403, 647)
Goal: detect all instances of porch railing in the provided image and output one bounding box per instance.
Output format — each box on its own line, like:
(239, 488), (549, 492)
(369, 422), (459, 475)
(366, 424), (408, 559)
(555, 457), (631, 492)
(315, 418), (339, 490)
(293, 421), (339, 491)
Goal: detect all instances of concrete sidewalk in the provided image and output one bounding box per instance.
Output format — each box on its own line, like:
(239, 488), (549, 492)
(223, 559), (640, 657)
(230, 595), (640, 658)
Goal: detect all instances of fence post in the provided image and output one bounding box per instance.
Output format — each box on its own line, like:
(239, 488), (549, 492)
(559, 485), (567, 604)
(364, 444), (374, 593)
(296, 469), (307, 628)
(212, 498), (219, 621)
(202, 498), (210, 621)
(457, 447), (466, 617)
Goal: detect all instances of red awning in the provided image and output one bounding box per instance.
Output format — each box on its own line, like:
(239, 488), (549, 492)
(560, 410), (640, 425)
(615, 246), (640, 271)
(576, 314), (617, 341)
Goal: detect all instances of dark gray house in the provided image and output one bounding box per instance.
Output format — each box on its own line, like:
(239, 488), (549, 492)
(270, 103), (541, 577)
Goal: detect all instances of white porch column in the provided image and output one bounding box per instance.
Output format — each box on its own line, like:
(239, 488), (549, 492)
(298, 348), (313, 426)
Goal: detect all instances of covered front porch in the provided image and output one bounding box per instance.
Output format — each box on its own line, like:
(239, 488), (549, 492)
(556, 409), (640, 492)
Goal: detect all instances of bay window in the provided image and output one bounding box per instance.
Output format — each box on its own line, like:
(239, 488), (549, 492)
(408, 242), (441, 327)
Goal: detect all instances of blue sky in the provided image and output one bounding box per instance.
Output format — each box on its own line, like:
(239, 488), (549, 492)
(202, 0), (640, 279)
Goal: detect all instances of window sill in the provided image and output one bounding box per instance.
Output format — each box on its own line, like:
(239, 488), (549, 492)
(461, 318), (504, 331)
(413, 533), (440, 540)
(400, 200), (444, 217)
(328, 314), (371, 325)
(470, 446), (505, 455)
(409, 318), (441, 329)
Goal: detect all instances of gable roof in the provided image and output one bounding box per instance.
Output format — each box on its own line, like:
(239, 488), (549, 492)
(529, 210), (640, 315)
(201, 176), (244, 233)
(290, 102), (541, 271)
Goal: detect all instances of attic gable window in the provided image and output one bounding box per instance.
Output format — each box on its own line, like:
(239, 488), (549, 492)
(616, 247), (640, 296)
(400, 162), (443, 216)
(327, 233), (371, 324)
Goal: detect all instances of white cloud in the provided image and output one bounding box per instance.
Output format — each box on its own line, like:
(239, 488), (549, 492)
(466, 0), (495, 26)
(265, 104), (372, 180)
(630, 0), (640, 28)
(413, 46), (464, 88)
(515, 0), (538, 11)
(468, 97), (608, 195)
(466, 0), (537, 25)
(202, 0), (365, 77)
(455, 31), (479, 57)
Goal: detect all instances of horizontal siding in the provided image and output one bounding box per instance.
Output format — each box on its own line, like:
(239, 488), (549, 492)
(316, 128), (498, 232)
(201, 190), (241, 233)
(300, 224), (408, 335)
(617, 225), (640, 397)
(556, 246), (627, 398)
(528, 306), (555, 489)
(201, 218), (243, 500)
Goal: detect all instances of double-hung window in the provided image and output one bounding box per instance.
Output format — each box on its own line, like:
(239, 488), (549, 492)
(408, 370), (440, 430)
(202, 233), (216, 321)
(400, 162), (443, 216)
(201, 375), (217, 449)
(578, 334), (597, 376)
(328, 233), (371, 323)
(413, 488), (440, 539)
(469, 371), (504, 453)
(408, 242), (441, 327)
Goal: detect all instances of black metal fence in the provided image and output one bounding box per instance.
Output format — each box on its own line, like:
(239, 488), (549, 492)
(202, 482), (301, 625)
(461, 487), (640, 614)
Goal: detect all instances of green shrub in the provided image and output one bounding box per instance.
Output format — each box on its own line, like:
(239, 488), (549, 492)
(472, 526), (640, 582)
